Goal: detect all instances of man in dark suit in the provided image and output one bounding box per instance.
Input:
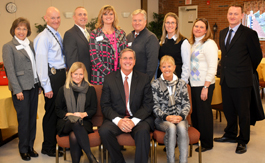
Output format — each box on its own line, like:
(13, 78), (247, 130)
(214, 3), (262, 154)
(99, 48), (154, 163)
(63, 7), (91, 80)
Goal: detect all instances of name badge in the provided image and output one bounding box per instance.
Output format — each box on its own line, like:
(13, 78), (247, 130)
(128, 42), (132, 47)
(96, 36), (104, 42)
(16, 45), (24, 50)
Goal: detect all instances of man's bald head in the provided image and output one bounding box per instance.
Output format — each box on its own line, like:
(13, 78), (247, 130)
(44, 6), (61, 31)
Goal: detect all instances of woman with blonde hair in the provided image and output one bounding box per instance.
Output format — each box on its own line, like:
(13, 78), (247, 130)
(89, 5), (127, 85)
(157, 12), (190, 84)
(55, 62), (97, 163)
(189, 18), (218, 152)
(152, 55), (190, 163)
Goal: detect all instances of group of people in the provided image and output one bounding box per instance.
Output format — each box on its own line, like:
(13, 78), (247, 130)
(2, 2), (263, 163)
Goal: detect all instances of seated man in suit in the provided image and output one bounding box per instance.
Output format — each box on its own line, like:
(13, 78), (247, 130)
(99, 48), (154, 163)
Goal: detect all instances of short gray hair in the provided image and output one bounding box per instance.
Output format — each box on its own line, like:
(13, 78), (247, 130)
(131, 9), (147, 20)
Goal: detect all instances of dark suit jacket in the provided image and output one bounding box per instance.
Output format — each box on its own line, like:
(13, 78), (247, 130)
(2, 38), (37, 95)
(63, 25), (91, 80)
(101, 70), (154, 130)
(219, 24), (262, 88)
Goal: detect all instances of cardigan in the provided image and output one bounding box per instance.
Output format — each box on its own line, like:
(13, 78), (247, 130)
(190, 37), (218, 87)
(89, 27), (127, 85)
(151, 77), (190, 121)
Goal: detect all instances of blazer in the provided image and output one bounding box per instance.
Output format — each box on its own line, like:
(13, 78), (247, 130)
(55, 85), (97, 136)
(219, 24), (262, 88)
(100, 70), (154, 130)
(127, 28), (159, 81)
(2, 38), (37, 95)
(89, 27), (127, 85)
(63, 25), (91, 80)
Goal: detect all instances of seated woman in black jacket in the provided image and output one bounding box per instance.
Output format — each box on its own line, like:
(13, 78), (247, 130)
(55, 62), (97, 163)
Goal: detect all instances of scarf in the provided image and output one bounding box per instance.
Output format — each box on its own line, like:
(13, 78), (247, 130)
(158, 77), (178, 107)
(64, 80), (89, 113)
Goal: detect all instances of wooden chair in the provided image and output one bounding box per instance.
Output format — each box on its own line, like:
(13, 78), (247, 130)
(55, 85), (104, 163)
(152, 84), (202, 163)
(211, 103), (223, 122)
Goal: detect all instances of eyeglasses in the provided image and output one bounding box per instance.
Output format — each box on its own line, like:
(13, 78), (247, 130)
(165, 21), (176, 25)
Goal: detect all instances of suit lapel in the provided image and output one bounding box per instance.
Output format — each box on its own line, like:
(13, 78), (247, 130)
(115, 71), (126, 105)
(227, 25), (243, 52)
(12, 38), (30, 59)
(129, 71), (138, 105)
(74, 25), (89, 44)
(221, 28), (229, 52)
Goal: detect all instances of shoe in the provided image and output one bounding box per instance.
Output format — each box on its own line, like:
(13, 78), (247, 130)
(214, 136), (237, 143)
(195, 147), (212, 152)
(236, 143), (247, 154)
(41, 148), (63, 157)
(20, 153), (31, 161)
(28, 148), (38, 157)
(87, 153), (99, 163)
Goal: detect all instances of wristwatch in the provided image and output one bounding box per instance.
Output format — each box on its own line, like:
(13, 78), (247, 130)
(203, 86), (208, 89)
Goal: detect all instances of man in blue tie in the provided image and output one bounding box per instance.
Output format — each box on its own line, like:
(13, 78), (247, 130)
(34, 6), (66, 157)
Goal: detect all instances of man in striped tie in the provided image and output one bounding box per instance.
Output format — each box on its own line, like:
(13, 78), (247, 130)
(99, 48), (154, 163)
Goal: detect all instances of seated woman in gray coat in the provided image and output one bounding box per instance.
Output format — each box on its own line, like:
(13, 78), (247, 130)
(151, 55), (190, 163)
(2, 17), (40, 161)
(55, 62), (97, 163)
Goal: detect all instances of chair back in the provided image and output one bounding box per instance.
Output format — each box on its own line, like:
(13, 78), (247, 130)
(186, 84), (192, 125)
(91, 85), (104, 127)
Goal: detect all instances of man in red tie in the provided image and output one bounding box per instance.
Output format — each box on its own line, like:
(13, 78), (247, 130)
(99, 48), (154, 163)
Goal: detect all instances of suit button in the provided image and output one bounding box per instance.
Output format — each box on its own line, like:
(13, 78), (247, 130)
(224, 66), (226, 68)
(225, 55), (227, 57)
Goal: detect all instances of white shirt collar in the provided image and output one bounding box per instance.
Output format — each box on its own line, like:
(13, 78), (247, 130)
(195, 35), (205, 43)
(166, 34), (177, 41)
(75, 24), (87, 33)
(160, 73), (178, 81)
(121, 70), (133, 80)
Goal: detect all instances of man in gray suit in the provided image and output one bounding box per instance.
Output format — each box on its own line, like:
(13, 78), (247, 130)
(127, 9), (159, 82)
(63, 7), (91, 80)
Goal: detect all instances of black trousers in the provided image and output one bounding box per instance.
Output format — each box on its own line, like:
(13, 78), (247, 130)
(12, 84), (39, 153)
(191, 84), (215, 148)
(42, 70), (66, 150)
(221, 80), (252, 144)
(99, 120), (151, 163)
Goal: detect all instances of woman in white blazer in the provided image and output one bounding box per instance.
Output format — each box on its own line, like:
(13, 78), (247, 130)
(2, 17), (40, 161)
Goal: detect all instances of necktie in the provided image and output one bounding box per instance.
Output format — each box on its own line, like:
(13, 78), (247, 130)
(55, 32), (64, 55)
(226, 29), (233, 50)
(135, 33), (138, 38)
(124, 76), (130, 116)
(84, 30), (90, 41)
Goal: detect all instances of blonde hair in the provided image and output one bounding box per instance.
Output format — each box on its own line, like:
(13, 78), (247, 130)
(95, 5), (120, 30)
(189, 18), (213, 45)
(65, 62), (90, 89)
(160, 12), (186, 46)
(160, 55), (176, 68)
(131, 9), (147, 20)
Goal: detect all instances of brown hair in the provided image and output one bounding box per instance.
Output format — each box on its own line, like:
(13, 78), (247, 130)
(229, 3), (244, 13)
(189, 18), (213, 45)
(120, 48), (136, 60)
(10, 17), (31, 37)
(160, 12), (186, 46)
(95, 5), (120, 30)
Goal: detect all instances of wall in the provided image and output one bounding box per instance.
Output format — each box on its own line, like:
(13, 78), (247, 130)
(0, 0), (158, 62)
(159, 0), (265, 55)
